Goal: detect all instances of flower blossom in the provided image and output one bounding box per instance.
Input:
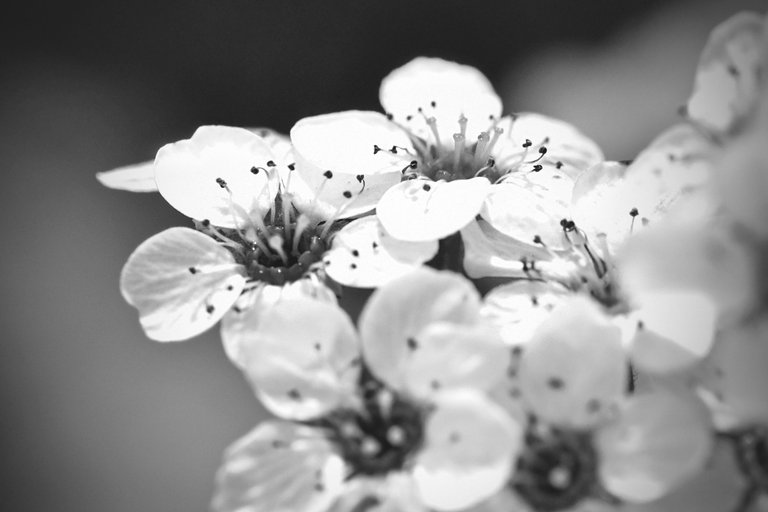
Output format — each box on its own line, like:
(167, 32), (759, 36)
(98, 125), (435, 360)
(287, 57), (603, 274)
(211, 268), (522, 512)
(611, 11), (768, 510)
(476, 297), (714, 512)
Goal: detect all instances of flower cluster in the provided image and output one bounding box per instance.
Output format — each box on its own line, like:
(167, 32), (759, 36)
(99, 8), (768, 512)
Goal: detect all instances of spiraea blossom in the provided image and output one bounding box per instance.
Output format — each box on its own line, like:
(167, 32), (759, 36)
(288, 57), (603, 270)
(612, 11), (768, 510)
(476, 297), (714, 512)
(211, 268), (522, 512)
(98, 125), (436, 358)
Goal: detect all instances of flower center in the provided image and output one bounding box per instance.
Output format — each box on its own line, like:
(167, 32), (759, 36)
(325, 373), (424, 477)
(197, 172), (335, 285)
(735, 426), (768, 494)
(379, 109), (550, 184)
(512, 427), (603, 511)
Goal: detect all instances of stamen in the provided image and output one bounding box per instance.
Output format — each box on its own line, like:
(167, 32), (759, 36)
(268, 234), (290, 266)
(426, 117), (441, 150)
(485, 126), (504, 159)
(319, 190), (359, 239)
(458, 114), (468, 139)
(629, 207), (639, 234)
(292, 214), (312, 256)
(452, 133), (466, 170)
(473, 131), (490, 167)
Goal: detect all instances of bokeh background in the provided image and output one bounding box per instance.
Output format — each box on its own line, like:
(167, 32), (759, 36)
(1, 1), (764, 510)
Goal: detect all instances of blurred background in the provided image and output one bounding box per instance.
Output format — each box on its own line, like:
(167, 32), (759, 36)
(1, 0), (764, 510)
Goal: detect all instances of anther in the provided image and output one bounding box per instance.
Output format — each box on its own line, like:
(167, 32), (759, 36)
(288, 163), (295, 171)
(266, 160), (276, 167)
(522, 139), (533, 148)
(323, 170), (334, 179)
(356, 174), (365, 183)
(216, 177), (228, 189)
(422, 184), (431, 192)
(343, 190), (352, 199)
(188, 266), (198, 274)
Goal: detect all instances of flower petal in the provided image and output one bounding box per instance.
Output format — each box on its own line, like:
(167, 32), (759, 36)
(120, 227), (246, 342)
(290, 111), (412, 220)
(211, 421), (346, 512)
(379, 57), (502, 148)
(377, 177), (491, 242)
(618, 220), (757, 323)
(481, 280), (572, 347)
(413, 390), (522, 511)
(595, 389), (713, 503)
(696, 317), (768, 430)
(402, 321), (508, 398)
(460, 219), (552, 279)
(154, 125), (276, 228)
(359, 268), (482, 391)
(622, 437), (749, 512)
(629, 290), (718, 374)
(327, 472), (427, 512)
(247, 127), (295, 167)
(219, 281), (338, 369)
(572, 126), (713, 252)
(482, 167), (574, 251)
(96, 160), (158, 192)
(687, 11), (767, 134)
(237, 298), (361, 421)
(518, 296), (627, 429)
(493, 114), (603, 180)
(323, 216), (437, 288)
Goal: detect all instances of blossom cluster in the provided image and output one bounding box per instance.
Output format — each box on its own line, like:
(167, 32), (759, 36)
(99, 10), (768, 512)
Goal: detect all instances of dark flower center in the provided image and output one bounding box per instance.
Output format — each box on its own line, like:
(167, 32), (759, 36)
(323, 371), (424, 477)
(513, 426), (606, 511)
(735, 426), (768, 493)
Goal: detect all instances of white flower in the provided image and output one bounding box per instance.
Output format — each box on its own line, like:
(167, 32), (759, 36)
(288, 57), (602, 255)
(480, 297), (714, 512)
(102, 126), (433, 365)
(212, 268), (523, 512)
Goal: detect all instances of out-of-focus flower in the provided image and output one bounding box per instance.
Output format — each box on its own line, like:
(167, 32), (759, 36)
(288, 58), (603, 259)
(479, 297), (714, 512)
(211, 268), (522, 512)
(100, 126), (435, 358)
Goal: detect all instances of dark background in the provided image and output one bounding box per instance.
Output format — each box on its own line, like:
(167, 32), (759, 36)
(1, 1), (763, 510)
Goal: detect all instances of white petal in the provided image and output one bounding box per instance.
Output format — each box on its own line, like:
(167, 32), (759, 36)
(378, 178), (491, 242)
(211, 421), (346, 512)
(238, 298), (361, 421)
(463, 488), (532, 512)
(154, 125), (276, 228)
(358, 268), (482, 391)
(120, 227), (246, 342)
(482, 168), (574, 251)
(327, 473), (427, 512)
(247, 127), (295, 167)
(621, 438), (748, 512)
(379, 57), (502, 148)
(324, 216), (437, 288)
(595, 389), (713, 503)
(629, 290), (718, 374)
(572, 126), (713, 252)
(618, 220), (757, 323)
(715, 119), (768, 239)
(402, 321), (508, 398)
(96, 160), (158, 192)
(219, 281), (338, 369)
(413, 390), (522, 511)
(290, 111), (412, 220)
(518, 296), (628, 429)
(696, 317), (768, 430)
(493, 114), (603, 180)
(687, 12), (767, 134)
(461, 219), (552, 279)
(481, 280), (572, 347)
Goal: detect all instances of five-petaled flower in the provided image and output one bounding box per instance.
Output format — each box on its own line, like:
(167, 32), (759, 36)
(99, 125), (436, 363)
(288, 57), (603, 272)
(478, 297), (714, 512)
(212, 268), (522, 512)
